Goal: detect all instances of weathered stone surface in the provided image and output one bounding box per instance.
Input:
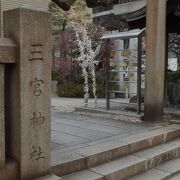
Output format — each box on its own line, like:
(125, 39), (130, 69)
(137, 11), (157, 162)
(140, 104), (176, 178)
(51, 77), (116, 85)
(35, 174), (62, 180)
(52, 150), (86, 177)
(145, 0), (167, 121)
(0, 159), (18, 180)
(61, 170), (103, 180)
(0, 38), (16, 64)
(52, 80), (58, 96)
(134, 140), (180, 169)
(0, 64), (5, 169)
(4, 8), (51, 179)
(128, 168), (171, 180)
(75, 139), (128, 168)
(169, 173), (180, 180)
(120, 124), (180, 152)
(52, 125), (180, 177)
(91, 155), (146, 179)
(129, 157), (180, 179)
(63, 141), (180, 179)
(156, 157), (180, 174)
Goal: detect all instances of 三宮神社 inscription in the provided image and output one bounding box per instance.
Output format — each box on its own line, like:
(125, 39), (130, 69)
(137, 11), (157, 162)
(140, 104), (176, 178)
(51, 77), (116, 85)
(30, 77), (44, 96)
(30, 145), (45, 162)
(4, 8), (51, 179)
(29, 44), (43, 61)
(30, 112), (45, 128)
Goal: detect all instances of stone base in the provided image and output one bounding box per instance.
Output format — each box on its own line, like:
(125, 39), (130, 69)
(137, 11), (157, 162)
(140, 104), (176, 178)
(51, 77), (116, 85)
(0, 158), (18, 180)
(75, 107), (144, 122)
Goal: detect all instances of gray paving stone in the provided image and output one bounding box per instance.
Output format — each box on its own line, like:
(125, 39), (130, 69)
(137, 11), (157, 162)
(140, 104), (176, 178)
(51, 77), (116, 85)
(51, 111), (180, 179)
(81, 123), (131, 135)
(128, 168), (171, 180)
(83, 118), (162, 132)
(155, 157), (180, 173)
(61, 170), (103, 180)
(52, 123), (113, 141)
(35, 174), (61, 180)
(52, 118), (93, 127)
(51, 131), (90, 146)
(51, 150), (86, 177)
(66, 144), (89, 151)
(50, 142), (66, 150)
(119, 125), (180, 145)
(52, 112), (93, 121)
(168, 173), (180, 180)
(86, 133), (131, 146)
(134, 140), (180, 159)
(51, 147), (70, 153)
(75, 139), (129, 168)
(90, 155), (146, 179)
(75, 139), (128, 157)
(129, 158), (180, 180)
(169, 138), (180, 146)
(51, 150), (84, 166)
(134, 140), (180, 169)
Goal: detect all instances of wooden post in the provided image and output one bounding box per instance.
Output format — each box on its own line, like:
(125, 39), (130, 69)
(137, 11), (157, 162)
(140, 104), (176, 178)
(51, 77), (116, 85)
(4, 8), (51, 179)
(144, 0), (167, 121)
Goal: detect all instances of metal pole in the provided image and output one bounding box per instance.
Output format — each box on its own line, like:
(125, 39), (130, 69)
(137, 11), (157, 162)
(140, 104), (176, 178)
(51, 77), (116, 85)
(137, 34), (142, 115)
(106, 39), (110, 110)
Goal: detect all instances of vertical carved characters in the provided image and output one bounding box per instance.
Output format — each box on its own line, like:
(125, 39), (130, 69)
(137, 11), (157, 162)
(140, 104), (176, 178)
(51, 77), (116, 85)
(30, 146), (45, 162)
(30, 112), (45, 128)
(30, 77), (44, 96)
(29, 44), (43, 61)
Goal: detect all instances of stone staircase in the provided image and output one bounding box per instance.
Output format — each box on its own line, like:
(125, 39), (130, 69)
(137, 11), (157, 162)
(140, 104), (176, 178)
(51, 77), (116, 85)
(51, 124), (180, 180)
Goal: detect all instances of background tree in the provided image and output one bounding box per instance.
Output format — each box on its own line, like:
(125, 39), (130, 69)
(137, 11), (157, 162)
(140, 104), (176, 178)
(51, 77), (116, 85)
(49, 0), (91, 35)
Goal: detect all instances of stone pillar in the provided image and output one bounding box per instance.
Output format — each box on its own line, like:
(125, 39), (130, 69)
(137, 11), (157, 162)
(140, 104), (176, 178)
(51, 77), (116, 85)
(0, 64), (5, 169)
(4, 8), (51, 179)
(0, 37), (16, 179)
(144, 0), (167, 121)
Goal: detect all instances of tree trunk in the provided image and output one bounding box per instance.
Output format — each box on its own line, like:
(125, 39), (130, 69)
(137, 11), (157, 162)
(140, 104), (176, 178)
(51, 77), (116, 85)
(82, 68), (89, 108)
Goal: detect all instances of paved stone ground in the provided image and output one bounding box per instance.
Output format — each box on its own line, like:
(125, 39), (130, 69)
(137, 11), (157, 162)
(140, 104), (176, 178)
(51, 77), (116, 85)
(51, 102), (163, 152)
(51, 97), (178, 151)
(51, 97), (134, 112)
(51, 111), (164, 151)
(52, 97), (180, 114)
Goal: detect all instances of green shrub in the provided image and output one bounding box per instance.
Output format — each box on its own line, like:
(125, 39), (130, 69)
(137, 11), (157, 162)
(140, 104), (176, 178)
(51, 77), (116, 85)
(168, 70), (180, 83)
(57, 82), (84, 97)
(57, 82), (106, 98)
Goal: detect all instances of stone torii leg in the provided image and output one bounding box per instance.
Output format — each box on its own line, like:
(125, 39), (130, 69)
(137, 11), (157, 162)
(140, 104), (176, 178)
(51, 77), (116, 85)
(144, 0), (167, 121)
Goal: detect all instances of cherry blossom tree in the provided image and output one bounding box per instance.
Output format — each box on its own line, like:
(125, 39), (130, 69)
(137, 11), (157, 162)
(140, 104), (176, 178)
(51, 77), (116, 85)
(74, 25), (101, 107)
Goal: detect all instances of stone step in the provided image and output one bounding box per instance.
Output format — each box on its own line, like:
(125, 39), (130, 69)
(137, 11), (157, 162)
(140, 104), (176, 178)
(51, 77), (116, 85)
(52, 125), (180, 176)
(60, 139), (180, 180)
(170, 120), (180, 125)
(75, 107), (144, 122)
(168, 173), (180, 180)
(128, 157), (180, 180)
(34, 174), (61, 180)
